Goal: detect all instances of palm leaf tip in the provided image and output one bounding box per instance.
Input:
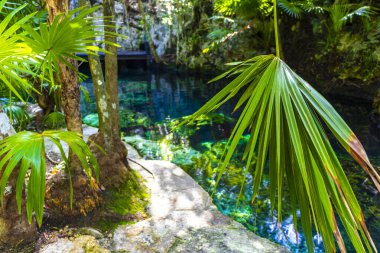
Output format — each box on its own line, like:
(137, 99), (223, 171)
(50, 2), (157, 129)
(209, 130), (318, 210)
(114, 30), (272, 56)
(184, 55), (378, 252)
(347, 134), (380, 192)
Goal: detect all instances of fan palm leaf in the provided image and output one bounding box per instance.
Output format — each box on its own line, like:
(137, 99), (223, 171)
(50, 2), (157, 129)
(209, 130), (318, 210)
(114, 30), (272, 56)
(180, 54), (379, 252)
(328, 2), (376, 34)
(0, 130), (100, 226)
(21, 5), (120, 85)
(0, 0), (36, 100)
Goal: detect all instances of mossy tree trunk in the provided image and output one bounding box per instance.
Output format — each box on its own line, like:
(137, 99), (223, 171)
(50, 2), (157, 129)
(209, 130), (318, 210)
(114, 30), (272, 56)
(79, 0), (130, 187)
(104, 0), (121, 140)
(78, 0), (112, 149)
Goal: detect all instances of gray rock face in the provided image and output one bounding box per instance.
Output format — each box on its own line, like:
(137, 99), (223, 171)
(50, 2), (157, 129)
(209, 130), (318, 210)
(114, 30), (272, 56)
(70, 0), (174, 56)
(0, 113), (16, 138)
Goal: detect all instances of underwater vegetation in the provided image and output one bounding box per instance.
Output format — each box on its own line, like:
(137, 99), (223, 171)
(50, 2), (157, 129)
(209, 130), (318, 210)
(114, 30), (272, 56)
(83, 109), (152, 130)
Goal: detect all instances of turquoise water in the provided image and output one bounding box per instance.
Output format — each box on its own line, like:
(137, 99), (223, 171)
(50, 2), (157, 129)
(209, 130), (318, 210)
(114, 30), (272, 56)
(80, 67), (380, 252)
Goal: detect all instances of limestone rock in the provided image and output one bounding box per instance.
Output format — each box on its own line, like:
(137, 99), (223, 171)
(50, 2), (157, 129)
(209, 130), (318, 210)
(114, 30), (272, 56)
(39, 235), (110, 253)
(112, 160), (288, 253)
(168, 226), (287, 253)
(0, 112), (16, 138)
(42, 126), (287, 253)
(77, 227), (104, 239)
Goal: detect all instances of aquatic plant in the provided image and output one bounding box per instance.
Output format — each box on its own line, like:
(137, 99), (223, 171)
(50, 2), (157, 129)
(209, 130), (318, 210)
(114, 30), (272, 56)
(169, 112), (234, 137)
(84, 110), (152, 129)
(180, 0), (380, 252)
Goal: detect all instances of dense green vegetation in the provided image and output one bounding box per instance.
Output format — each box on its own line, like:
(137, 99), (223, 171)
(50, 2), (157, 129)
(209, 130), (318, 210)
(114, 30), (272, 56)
(0, 0), (379, 252)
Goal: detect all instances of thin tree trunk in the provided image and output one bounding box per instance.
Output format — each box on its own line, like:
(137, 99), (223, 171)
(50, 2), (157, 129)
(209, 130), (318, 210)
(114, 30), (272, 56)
(138, 0), (161, 63)
(78, 0), (113, 150)
(104, 0), (121, 140)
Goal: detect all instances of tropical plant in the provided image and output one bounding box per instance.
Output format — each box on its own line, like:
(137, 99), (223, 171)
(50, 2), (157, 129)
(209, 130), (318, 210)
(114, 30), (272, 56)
(327, 1), (376, 35)
(2, 104), (30, 130)
(0, 2), (116, 229)
(43, 111), (66, 129)
(0, 0), (36, 101)
(22, 5), (118, 86)
(0, 130), (100, 226)
(181, 0), (380, 252)
(214, 0), (273, 19)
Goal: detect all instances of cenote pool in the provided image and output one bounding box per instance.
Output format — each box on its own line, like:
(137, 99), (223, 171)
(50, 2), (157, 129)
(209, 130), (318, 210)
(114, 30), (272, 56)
(79, 66), (380, 252)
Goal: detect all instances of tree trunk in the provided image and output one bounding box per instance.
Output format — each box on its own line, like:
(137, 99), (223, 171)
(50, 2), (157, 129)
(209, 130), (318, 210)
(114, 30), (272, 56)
(59, 60), (83, 174)
(0, 113), (37, 247)
(45, 0), (69, 23)
(78, 0), (112, 149)
(104, 0), (121, 140)
(138, 0), (161, 63)
(44, 0), (100, 217)
(45, 0), (83, 174)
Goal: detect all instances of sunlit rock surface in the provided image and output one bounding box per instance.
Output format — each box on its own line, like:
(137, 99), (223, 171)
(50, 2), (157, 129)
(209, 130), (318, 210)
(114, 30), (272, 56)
(39, 235), (109, 253)
(112, 159), (287, 252)
(41, 125), (287, 253)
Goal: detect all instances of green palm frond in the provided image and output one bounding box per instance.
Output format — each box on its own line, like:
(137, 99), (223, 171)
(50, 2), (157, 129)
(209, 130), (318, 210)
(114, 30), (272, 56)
(278, 0), (304, 18)
(0, 130), (100, 226)
(181, 54), (379, 253)
(0, 0), (36, 100)
(2, 104), (30, 129)
(43, 111), (65, 129)
(22, 5), (120, 85)
(80, 85), (91, 104)
(340, 6), (377, 24)
(329, 3), (376, 33)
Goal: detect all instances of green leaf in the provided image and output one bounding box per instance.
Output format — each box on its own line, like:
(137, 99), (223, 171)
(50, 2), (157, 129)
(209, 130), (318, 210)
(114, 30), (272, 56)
(0, 130), (99, 226)
(181, 55), (379, 253)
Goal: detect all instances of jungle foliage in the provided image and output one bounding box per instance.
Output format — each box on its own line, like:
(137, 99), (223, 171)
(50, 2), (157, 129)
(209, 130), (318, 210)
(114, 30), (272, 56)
(161, 0), (379, 87)
(180, 0), (380, 252)
(0, 1), (116, 228)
